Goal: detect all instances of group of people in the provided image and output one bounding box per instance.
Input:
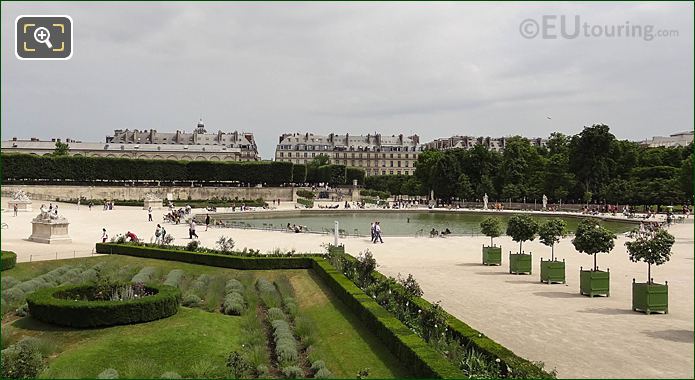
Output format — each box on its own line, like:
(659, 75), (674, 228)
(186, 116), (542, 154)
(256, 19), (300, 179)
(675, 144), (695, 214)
(429, 228), (452, 237)
(103, 200), (115, 211)
(370, 221), (384, 243)
(286, 223), (307, 233)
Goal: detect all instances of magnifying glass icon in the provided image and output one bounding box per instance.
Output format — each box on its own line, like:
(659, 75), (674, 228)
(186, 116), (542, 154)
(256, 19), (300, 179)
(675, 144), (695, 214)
(33, 27), (53, 49)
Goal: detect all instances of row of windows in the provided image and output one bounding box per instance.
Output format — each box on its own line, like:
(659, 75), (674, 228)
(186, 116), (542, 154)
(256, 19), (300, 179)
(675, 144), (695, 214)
(277, 144), (419, 152)
(277, 158), (415, 169)
(277, 151), (415, 159)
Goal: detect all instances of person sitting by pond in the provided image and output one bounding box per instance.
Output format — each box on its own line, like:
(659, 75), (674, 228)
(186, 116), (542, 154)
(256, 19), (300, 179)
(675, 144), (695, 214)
(442, 228), (452, 236)
(430, 228), (439, 237)
(126, 231), (139, 242)
(293, 224), (301, 233)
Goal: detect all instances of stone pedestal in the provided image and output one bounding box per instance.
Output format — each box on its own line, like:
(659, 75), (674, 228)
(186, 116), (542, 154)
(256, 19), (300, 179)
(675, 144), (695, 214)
(29, 220), (72, 244)
(143, 199), (162, 210)
(8, 200), (32, 212)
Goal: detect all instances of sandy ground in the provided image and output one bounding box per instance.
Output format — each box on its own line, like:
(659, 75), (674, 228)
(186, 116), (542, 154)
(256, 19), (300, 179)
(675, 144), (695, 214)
(1, 198), (693, 378)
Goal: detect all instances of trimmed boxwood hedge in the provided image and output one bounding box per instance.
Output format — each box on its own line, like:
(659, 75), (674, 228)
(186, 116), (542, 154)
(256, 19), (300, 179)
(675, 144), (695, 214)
(333, 250), (553, 379)
(26, 283), (181, 328)
(1, 251), (17, 271)
(95, 243), (316, 270)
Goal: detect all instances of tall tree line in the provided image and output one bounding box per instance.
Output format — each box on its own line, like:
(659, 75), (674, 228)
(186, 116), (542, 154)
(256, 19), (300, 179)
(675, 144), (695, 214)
(367, 124), (693, 205)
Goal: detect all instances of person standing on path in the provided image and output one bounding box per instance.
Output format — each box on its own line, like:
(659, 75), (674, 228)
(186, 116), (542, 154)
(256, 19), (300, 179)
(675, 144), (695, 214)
(205, 214), (211, 231)
(148, 206), (153, 222)
(77, 198), (80, 211)
(374, 221), (384, 244)
(101, 228), (108, 243)
(154, 224), (162, 244)
(370, 221), (376, 242)
(13, 204), (18, 216)
(189, 220), (199, 239)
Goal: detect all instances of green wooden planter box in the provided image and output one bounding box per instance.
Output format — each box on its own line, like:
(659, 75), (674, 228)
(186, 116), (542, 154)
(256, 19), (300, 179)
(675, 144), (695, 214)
(632, 280), (668, 315)
(540, 259), (565, 284)
(509, 252), (532, 275)
(482, 245), (502, 266)
(579, 268), (610, 297)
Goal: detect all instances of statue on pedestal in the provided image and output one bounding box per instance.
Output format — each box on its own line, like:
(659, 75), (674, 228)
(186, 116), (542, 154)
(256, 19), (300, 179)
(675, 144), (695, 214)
(483, 193), (489, 210)
(542, 194), (548, 210)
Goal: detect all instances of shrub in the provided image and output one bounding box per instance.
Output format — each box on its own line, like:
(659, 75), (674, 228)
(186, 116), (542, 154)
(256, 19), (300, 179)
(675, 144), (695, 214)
(97, 368), (119, 379)
(161, 234), (175, 245)
(226, 351), (252, 379)
(14, 303), (29, 317)
(255, 364), (269, 378)
(223, 293), (245, 316)
(255, 278), (281, 308)
(163, 270), (185, 288)
(131, 266), (158, 284)
(26, 283), (181, 328)
(283, 297), (298, 318)
(1, 251), (17, 271)
(267, 307), (286, 321)
(282, 366), (303, 379)
(216, 236), (235, 252)
(296, 198), (314, 208)
(188, 274), (211, 298)
(315, 367), (332, 379)
(186, 240), (200, 252)
(2, 276), (20, 289)
(225, 279), (244, 294)
(182, 294), (202, 307)
(296, 189), (315, 199)
(2, 287), (25, 303)
(1, 340), (45, 379)
(160, 371), (182, 379)
(311, 360), (326, 371)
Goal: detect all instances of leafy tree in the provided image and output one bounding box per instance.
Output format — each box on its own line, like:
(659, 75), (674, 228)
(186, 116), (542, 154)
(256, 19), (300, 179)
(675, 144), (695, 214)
(569, 124), (616, 196)
(680, 156), (693, 201)
(538, 219), (567, 260)
(505, 215), (539, 254)
(457, 173), (475, 200)
(53, 141), (69, 156)
(572, 219), (616, 271)
(356, 249), (377, 288)
(397, 273), (423, 297)
(309, 154), (330, 167)
(431, 154), (460, 200)
(479, 217), (502, 247)
(626, 229), (675, 284)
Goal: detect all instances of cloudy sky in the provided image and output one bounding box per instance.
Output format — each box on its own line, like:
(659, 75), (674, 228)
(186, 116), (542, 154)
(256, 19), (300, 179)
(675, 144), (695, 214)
(2, 2), (692, 158)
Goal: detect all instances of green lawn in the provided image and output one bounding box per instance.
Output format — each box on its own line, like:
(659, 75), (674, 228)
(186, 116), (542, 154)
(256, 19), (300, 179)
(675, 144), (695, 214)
(35, 307), (238, 378)
(2, 255), (411, 378)
(287, 271), (411, 378)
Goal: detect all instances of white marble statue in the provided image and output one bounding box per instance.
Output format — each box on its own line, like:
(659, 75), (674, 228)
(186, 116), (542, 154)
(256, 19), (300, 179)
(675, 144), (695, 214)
(483, 193), (489, 210)
(11, 189), (31, 202)
(542, 194), (548, 209)
(144, 193), (161, 202)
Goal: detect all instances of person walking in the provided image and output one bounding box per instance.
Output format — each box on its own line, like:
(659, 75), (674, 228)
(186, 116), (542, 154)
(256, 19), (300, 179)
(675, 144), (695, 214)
(88, 201), (93, 211)
(374, 221), (384, 244)
(148, 206), (153, 222)
(205, 214), (211, 231)
(370, 221), (376, 242)
(13, 204), (18, 217)
(77, 198), (81, 211)
(189, 220), (199, 239)
(101, 228), (108, 243)
(154, 224), (162, 244)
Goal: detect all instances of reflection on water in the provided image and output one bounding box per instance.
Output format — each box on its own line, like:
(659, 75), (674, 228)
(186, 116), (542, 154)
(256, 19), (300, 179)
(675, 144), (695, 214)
(212, 212), (635, 236)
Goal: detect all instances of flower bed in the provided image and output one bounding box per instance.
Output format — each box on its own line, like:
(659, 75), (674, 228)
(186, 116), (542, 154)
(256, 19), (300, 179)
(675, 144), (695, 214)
(26, 283), (181, 328)
(1, 251), (17, 271)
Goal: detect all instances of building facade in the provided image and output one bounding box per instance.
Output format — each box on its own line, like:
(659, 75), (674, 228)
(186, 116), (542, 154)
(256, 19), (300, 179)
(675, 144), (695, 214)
(639, 131), (694, 148)
(275, 133), (423, 176)
(424, 135), (546, 152)
(3, 121), (260, 161)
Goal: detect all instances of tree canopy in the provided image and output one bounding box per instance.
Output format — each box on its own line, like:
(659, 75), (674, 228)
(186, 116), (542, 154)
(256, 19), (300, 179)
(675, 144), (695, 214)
(572, 219), (616, 270)
(506, 215), (539, 253)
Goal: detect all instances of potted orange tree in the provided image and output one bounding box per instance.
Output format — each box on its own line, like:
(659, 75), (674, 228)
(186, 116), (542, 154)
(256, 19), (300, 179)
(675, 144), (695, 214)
(506, 215), (538, 275)
(538, 220), (567, 284)
(480, 217), (502, 265)
(626, 229), (674, 314)
(572, 219), (616, 297)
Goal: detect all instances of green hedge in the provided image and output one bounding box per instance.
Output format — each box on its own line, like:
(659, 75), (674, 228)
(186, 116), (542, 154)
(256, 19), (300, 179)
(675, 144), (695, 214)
(26, 283), (180, 328)
(335, 251), (553, 379)
(1, 251), (17, 271)
(296, 198), (314, 208)
(292, 164), (307, 183)
(95, 243), (315, 270)
(310, 259), (463, 378)
(2, 153), (293, 185)
(296, 189), (315, 199)
(360, 189), (391, 199)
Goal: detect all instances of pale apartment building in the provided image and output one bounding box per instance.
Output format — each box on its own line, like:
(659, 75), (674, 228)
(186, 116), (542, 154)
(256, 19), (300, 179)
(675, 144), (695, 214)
(424, 135), (546, 152)
(275, 132), (423, 176)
